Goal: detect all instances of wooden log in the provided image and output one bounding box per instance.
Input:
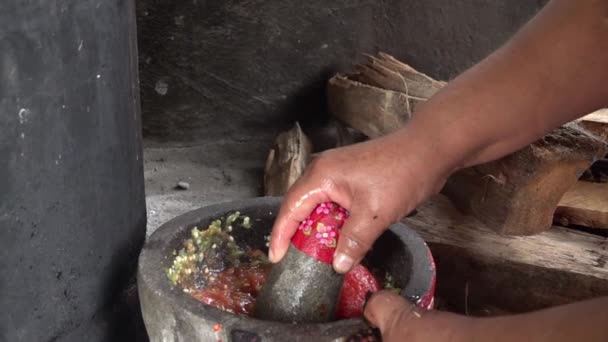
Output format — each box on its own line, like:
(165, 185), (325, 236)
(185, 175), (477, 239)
(263, 123), (312, 196)
(403, 195), (608, 315)
(328, 52), (607, 235)
(327, 53), (444, 138)
(572, 109), (607, 183)
(353, 52), (446, 98)
(554, 181), (608, 229)
(442, 124), (606, 235)
(327, 75), (412, 138)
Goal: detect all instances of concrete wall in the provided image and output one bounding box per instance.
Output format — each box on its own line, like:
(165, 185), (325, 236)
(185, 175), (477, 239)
(1, 1), (146, 341)
(136, 0), (547, 145)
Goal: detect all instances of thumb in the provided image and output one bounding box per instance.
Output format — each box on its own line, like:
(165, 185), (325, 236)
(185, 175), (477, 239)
(364, 290), (420, 340)
(332, 205), (388, 273)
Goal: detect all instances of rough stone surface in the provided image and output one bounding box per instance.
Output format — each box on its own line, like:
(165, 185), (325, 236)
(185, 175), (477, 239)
(0, 1), (146, 341)
(143, 140), (266, 236)
(254, 245), (343, 323)
(138, 197), (435, 341)
(136, 0), (547, 145)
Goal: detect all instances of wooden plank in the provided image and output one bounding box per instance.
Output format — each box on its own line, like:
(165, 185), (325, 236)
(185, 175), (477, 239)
(577, 109), (608, 142)
(403, 194), (608, 315)
(554, 181), (608, 229)
(580, 108), (608, 124)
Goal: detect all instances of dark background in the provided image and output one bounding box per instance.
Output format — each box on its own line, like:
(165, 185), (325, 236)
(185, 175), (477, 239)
(0, 1), (550, 341)
(136, 0), (547, 147)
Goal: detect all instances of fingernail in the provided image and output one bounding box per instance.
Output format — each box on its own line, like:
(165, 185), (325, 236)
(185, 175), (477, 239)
(268, 248), (277, 263)
(333, 253), (354, 273)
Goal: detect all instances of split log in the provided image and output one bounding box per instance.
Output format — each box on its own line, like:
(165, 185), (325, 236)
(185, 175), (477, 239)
(263, 123), (312, 196)
(403, 194), (608, 315)
(327, 75), (412, 138)
(328, 52), (607, 235)
(442, 124), (606, 235)
(327, 52), (444, 138)
(554, 180), (608, 229)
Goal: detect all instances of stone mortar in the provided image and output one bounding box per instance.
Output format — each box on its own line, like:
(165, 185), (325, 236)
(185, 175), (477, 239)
(138, 196), (435, 341)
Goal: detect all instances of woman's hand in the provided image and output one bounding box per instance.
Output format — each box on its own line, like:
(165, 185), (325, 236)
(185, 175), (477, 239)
(364, 290), (469, 342)
(267, 127), (450, 273)
(365, 291), (608, 342)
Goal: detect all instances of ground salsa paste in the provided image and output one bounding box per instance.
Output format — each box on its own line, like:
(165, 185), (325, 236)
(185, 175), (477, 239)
(167, 212), (395, 318)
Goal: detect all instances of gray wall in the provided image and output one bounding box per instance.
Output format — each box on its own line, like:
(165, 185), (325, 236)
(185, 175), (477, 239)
(136, 0), (547, 145)
(1, 1), (146, 341)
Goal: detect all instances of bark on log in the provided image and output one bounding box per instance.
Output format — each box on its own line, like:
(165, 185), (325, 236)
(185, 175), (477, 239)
(327, 53), (444, 138)
(404, 195), (608, 315)
(327, 75), (412, 138)
(328, 52), (607, 235)
(442, 124), (606, 235)
(263, 123), (312, 196)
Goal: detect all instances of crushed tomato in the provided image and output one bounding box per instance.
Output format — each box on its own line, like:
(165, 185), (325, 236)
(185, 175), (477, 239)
(189, 252), (381, 319)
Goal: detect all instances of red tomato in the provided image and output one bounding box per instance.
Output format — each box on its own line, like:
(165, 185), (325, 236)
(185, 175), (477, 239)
(336, 264), (381, 319)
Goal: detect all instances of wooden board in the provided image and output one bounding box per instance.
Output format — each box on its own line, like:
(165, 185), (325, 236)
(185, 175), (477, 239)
(403, 194), (608, 315)
(554, 181), (608, 229)
(577, 109), (608, 142)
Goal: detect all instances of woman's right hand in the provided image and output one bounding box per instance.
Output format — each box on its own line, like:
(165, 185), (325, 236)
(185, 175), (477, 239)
(268, 126), (451, 274)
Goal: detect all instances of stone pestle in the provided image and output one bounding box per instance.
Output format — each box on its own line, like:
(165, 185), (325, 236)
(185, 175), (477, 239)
(254, 202), (349, 323)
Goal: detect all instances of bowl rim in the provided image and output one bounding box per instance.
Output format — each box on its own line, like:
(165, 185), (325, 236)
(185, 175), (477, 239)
(137, 196), (434, 338)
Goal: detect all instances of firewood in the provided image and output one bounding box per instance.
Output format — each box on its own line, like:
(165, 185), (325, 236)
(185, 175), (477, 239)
(263, 123), (312, 196)
(554, 180), (608, 229)
(328, 52), (607, 235)
(327, 53), (444, 138)
(354, 52), (446, 98)
(442, 124), (606, 235)
(404, 194), (608, 315)
(327, 75), (412, 138)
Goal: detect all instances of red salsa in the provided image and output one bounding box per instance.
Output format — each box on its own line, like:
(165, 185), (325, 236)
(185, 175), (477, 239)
(190, 260), (272, 315)
(167, 213), (389, 320)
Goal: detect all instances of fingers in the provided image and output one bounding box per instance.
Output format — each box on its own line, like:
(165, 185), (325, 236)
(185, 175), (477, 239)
(332, 202), (389, 273)
(268, 169), (351, 263)
(364, 290), (418, 340)
(268, 183), (325, 262)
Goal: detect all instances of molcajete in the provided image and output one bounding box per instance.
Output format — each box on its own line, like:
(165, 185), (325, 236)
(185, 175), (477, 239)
(137, 197), (435, 341)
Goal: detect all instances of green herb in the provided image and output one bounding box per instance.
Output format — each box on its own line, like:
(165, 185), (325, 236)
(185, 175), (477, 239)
(241, 216), (251, 229)
(166, 211), (254, 287)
